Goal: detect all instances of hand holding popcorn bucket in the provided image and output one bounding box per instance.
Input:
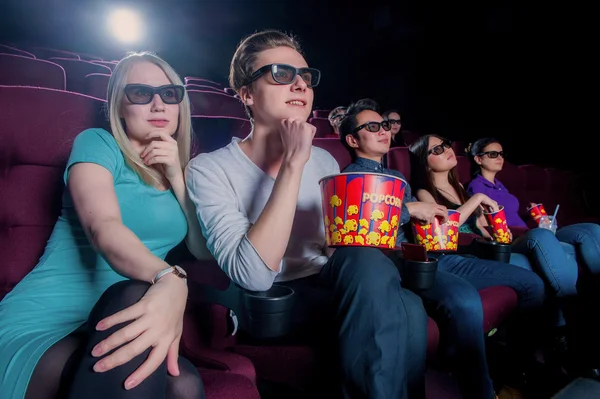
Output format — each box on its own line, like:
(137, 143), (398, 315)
(483, 205), (512, 244)
(411, 210), (461, 251)
(319, 172), (407, 250)
(527, 203), (547, 225)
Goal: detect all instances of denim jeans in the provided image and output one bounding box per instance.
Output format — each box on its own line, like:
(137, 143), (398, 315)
(421, 254), (545, 399)
(512, 228), (579, 297)
(556, 223), (600, 275)
(281, 247), (429, 399)
(511, 227), (584, 326)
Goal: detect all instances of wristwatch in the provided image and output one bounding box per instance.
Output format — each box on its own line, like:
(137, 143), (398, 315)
(152, 265), (187, 284)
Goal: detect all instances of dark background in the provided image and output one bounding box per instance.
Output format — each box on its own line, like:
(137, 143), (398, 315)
(0, 0), (590, 175)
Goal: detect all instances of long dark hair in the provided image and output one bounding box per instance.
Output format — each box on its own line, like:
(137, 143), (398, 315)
(466, 137), (501, 177)
(408, 134), (472, 210)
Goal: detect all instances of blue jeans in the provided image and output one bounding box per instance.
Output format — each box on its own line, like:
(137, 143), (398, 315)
(282, 247), (429, 399)
(556, 223), (600, 275)
(511, 227), (585, 326)
(421, 254), (545, 399)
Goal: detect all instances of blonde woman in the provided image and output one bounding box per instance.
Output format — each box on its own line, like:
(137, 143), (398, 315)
(0, 52), (207, 399)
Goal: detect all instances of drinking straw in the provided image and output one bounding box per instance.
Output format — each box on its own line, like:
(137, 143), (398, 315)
(551, 204), (560, 227)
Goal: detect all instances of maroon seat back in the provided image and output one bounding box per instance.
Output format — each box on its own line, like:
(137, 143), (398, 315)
(451, 140), (468, 156)
(31, 47), (80, 60)
(548, 169), (594, 225)
(48, 58), (112, 93)
(78, 53), (103, 62)
(0, 44), (35, 58)
(185, 77), (223, 88)
(497, 161), (524, 198)
(308, 117), (334, 138)
(312, 109), (330, 118)
(0, 86), (106, 299)
(188, 90), (247, 119)
(84, 73), (110, 100)
(312, 138), (351, 170)
(399, 130), (420, 146)
(185, 84), (224, 94)
(0, 54), (66, 90)
(191, 116), (252, 154)
(91, 61), (116, 71)
(519, 165), (552, 208)
(455, 155), (471, 185)
(386, 146), (411, 184)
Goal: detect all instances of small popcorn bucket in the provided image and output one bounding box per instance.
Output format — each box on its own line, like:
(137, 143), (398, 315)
(527, 203), (547, 225)
(411, 210), (461, 251)
(319, 172), (407, 249)
(483, 206), (511, 243)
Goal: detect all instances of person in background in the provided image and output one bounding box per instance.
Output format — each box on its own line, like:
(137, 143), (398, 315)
(327, 106), (346, 137)
(382, 109), (402, 145)
(340, 98), (546, 399)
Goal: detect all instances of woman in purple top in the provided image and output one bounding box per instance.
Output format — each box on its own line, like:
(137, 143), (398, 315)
(467, 138), (600, 277)
(467, 138), (600, 362)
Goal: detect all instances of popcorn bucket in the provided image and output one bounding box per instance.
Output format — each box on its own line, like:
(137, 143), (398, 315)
(483, 206), (511, 243)
(319, 172), (407, 249)
(527, 203), (547, 225)
(411, 210), (460, 251)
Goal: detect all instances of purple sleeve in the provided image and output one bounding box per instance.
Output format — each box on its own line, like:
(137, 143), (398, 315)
(467, 178), (498, 201)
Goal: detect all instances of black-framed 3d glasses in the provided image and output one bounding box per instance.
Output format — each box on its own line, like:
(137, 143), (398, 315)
(124, 84), (185, 105)
(353, 120), (392, 133)
(478, 150), (505, 159)
(245, 63), (321, 88)
(428, 140), (452, 155)
(387, 119), (402, 126)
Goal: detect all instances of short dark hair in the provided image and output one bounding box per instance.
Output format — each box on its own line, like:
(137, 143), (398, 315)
(339, 98), (380, 158)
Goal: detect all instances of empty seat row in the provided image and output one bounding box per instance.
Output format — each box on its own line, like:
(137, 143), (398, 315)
(0, 53), (111, 92)
(0, 44), (105, 61)
(0, 54), (66, 90)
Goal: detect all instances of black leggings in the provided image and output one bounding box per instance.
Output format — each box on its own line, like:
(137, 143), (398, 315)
(25, 280), (205, 399)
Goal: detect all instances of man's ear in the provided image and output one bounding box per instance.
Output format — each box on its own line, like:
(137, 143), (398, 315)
(346, 134), (359, 149)
(239, 85), (254, 107)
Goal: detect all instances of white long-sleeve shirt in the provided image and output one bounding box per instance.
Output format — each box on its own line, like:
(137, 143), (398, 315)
(186, 138), (340, 291)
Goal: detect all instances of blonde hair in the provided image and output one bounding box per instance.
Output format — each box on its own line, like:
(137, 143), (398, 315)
(107, 51), (192, 186)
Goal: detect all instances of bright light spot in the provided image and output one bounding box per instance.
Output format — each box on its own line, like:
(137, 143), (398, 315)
(108, 9), (142, 43)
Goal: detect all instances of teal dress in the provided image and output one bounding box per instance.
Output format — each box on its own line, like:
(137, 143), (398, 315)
(0, 128), (188, 398)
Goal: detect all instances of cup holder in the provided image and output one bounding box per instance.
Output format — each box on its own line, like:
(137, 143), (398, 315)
(471, 237), (511, 263)
(242, 284), (295, 339)
(398, 257), (439, 292)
